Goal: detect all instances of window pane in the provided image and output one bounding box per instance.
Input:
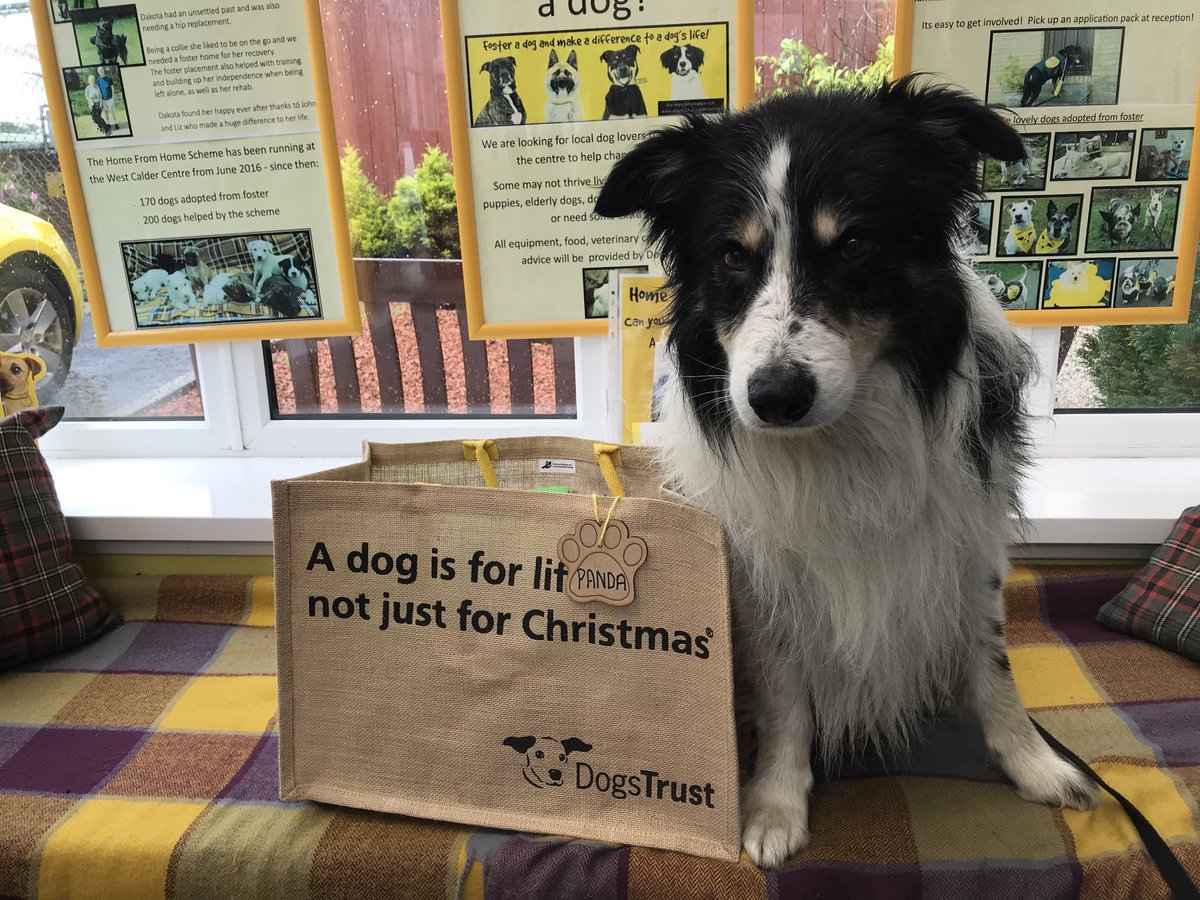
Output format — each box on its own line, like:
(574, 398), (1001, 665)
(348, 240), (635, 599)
(2, 2), (201, 420)
(1055, 241), (1200, 411)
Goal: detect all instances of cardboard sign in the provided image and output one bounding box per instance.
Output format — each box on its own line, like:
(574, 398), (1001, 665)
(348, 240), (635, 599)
(441, 0), (754, 339)
(273, 439), (740, 860)
(31, 0), (359, 346)
(895, 1), (1200, 326)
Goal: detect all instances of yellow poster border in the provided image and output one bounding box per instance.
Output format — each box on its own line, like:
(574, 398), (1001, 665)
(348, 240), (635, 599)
(894, 0), (1197, 328)
(441, 0), (756, 340)
(30, 0), (361, 347)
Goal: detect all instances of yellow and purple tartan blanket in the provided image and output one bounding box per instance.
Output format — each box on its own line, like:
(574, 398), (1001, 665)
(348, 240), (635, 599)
(0, 567), (1198, 899)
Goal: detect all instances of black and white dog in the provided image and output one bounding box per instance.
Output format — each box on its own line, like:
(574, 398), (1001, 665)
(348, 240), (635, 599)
(90, 18), (129, 66)
(1020, 45), (1082, 107)
(661, 44), (707, 101)
(475, 57), (526, 127)
(595, 76), (1097, 868)
(601, 46), (646, 119)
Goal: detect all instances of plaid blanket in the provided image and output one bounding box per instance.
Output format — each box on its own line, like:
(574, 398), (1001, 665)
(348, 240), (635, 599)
(0, 566), (1197, 899)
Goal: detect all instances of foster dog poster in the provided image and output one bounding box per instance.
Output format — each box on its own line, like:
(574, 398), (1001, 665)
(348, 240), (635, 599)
(896, 1), (1200, 326)
(441, 0), (754, 338)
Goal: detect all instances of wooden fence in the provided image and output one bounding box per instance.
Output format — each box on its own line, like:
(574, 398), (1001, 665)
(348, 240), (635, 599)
(272, 259), (576, 417)
(321, 0), (894, 190)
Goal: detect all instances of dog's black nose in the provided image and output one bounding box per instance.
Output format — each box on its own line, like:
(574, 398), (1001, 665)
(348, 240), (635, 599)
(748, 365), (816, 427)
(548, 769), (563, 781)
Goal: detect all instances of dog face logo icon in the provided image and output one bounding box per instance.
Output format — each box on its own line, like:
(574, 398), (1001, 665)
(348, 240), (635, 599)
(502, 736), (592, 788)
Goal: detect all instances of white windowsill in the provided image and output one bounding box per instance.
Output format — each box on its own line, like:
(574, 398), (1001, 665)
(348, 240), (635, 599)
(48, 456), (1200, 558)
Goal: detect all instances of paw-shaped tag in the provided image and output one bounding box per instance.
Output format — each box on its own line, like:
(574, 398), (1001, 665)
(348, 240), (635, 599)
(558, 518), (647, 606)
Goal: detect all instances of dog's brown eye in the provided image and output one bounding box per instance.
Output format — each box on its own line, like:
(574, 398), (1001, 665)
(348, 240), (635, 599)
(558, 754), (565, 762)
(534, 750), (544, 759)
(722, 243), (750, 272)
(840, 235), (874, 261)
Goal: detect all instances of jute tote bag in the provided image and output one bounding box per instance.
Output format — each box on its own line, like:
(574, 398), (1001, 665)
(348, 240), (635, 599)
(273, 437), (740, 861)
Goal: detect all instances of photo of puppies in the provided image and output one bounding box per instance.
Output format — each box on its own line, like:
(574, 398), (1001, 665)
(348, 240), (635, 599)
(1137, 128), (1191, 181)
(582, 265), (648, 319)
(601, 45), (646, 119)
(981, 133), (1048, 191)
(1041, 258), (1115, 309)
(974, 261), (1042, 311)
(544, 49), (581, 123)
(72, 4), (145, 67)
(997, 195), (1082, 257)
(120, 231), (321, 328)
(1050, 131), (1134, 180)
(49, 0), (97, 26)
(968, 201), (992, 255)
(63, 66), (131, 140)
(474, 56), (526, 127)
(1087, 185), (1180, 253)
(986, 28), (1123, 109)
(1114, 257), (1177, 308)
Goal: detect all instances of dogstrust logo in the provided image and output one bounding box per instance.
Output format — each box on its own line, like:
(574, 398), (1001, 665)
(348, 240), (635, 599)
(501, 734), (718, 809)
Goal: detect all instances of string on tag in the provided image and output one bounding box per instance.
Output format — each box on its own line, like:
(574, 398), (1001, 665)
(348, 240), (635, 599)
(591, 494), (621, 544)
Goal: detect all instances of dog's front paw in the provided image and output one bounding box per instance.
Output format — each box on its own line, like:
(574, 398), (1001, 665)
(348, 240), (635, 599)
(742, 798), (809, 869)
(1013, 754), (1099, 811)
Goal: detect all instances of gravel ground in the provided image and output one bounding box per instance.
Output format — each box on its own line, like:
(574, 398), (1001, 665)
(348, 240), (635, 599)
(1054, 327), (1102, 410)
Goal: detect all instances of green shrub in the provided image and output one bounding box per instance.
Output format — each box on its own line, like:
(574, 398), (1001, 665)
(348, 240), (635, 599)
(1078, 266), (1200, 408)
(756, 35), (893, 97)
(998, 57), (1026, 94)
(341, 144), (399, 258)
(389, 146), (461, 259)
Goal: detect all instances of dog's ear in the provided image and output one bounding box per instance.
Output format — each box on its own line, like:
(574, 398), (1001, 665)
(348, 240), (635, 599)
(480, 60), (492, 74)
(1046, 199), (1058, 217)
(600, 49), (614, 65)
(660, 46), (677, 69)
(22, 355), (45, 380)
(561, 738), (592, 755)
(1065, 203), (1079, 220)
(881, 74), (1025, 163)
(692, 45), (704, 67)
(625, 44), (640, 57)
(567, 50), (577, 69)
(1099, 210), (1115, 227)
(595, 117), (710, 221)
(548, 49), (558, 68)
(504, 56), (517, 69)
(1131, 203), (1140, 218)
(503, 735), (536, 754)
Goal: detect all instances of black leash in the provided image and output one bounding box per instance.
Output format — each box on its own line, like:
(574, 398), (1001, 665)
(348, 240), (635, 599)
(1032, 718), (1200, 899)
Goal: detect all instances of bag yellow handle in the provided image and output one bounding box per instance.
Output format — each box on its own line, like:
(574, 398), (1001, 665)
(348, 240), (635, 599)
(462, 439), (627, 496)
(462, 439), (500, 488)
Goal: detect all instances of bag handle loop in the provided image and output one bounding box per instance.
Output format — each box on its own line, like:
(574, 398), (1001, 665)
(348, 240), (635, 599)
(593, 443), (626, 497)
(462, 439), (500, 488)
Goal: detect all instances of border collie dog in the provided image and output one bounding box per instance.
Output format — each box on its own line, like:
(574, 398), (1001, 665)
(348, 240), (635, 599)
(595, 76), (1098, 868)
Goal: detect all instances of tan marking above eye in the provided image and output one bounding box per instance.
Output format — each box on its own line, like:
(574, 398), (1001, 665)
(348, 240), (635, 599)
(811, 206), (843, 246)
(731, 217), (765, 252)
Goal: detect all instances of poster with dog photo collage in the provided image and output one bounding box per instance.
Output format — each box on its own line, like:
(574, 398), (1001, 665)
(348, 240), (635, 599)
(896, 0), (1200, 326)
(442, 0), (754, 339)
(33, 0), (360, 346)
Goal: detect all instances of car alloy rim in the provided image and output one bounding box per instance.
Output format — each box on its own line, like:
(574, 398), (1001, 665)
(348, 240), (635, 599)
(0, 287), (66, 376)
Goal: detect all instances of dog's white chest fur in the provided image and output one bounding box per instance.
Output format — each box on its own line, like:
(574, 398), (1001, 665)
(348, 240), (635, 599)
(656, 309), (1013, 746)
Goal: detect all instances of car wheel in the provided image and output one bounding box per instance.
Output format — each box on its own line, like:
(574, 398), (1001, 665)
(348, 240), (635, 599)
(0, 264), (75, 399)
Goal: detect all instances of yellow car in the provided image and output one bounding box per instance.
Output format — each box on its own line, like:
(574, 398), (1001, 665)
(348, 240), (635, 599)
(0, 202), (84, 395)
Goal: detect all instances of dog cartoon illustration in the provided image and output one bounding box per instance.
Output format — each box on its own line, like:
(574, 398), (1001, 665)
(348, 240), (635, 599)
(502, 736), (592, 788)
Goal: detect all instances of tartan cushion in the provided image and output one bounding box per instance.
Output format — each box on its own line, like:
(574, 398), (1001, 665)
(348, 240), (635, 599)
(1097, 505), (1200, 662)
(0, 407), (117, 668)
